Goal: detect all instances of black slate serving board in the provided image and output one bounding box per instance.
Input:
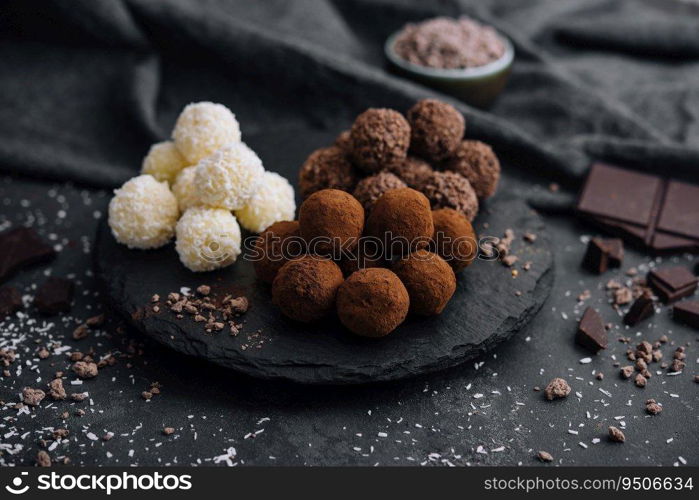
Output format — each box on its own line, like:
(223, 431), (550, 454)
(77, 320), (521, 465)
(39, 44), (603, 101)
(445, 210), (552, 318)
(94, 193), (553, 384)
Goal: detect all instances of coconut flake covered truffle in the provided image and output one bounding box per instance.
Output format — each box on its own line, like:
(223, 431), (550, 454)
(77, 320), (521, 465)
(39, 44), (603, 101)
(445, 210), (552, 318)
(194, 142), (264, 211)
(140, 141), (188, 184)
(175, 207), (242, 272)
(407, 99), (465, 162)
(443, 140), (500, 199)
(352, 171), (406, 213)
(108, 175), (178, 249)
(349, 108), (411, 173)
(236, 171), (296, 233)
(299, 146), (357, 199)
(172, 102), (241, 164)
(421, 171), (479, 221)
(171, 166), (200, 212)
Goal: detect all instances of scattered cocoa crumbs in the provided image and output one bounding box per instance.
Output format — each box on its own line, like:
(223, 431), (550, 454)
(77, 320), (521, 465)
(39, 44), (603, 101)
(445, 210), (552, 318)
(151, 294), (160, 303)
(614, 287), (633, 306)
(163, 427), (175, 436)
(537, 450), (553, 462)
(72, 323), (89, 340)
(620, 366), (634, 379)
(102, 433), (113, 441)
(608, 426), (625, 443)
(533, 386), (540, 392)
(197, 285), (210, 296)
(36, 450), (51, 467)
(75, 409), (85, 417)
(60, 411), (69, 419)
(634, 373), (647, 388)
(142, 391), (153, 400)
(53, 428), (69, 440)
(72, 361), (98, 379)
(544, 378), (570, 400)
(37, 347), (50, 359)
(596, 372), (604, 381)
(22, 387), (46, 406)
(669, 359), (685, 373)
(48, 378), (66, 400)
(85, 313), (105, 327)
(523, 232), (537, 243)
(659, 335), (668, 343)
(645, 399), (662, 415)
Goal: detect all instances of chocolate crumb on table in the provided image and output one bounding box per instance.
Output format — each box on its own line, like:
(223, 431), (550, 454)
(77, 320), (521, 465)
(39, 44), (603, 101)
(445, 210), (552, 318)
(645, 399), (662, 415)
(608, 426), (625, 443)
(36, 450), (52, 467)
(163, 427), (175, 436)
(22, 387), (45, 406)
(543, 378), (571, 400)
(536, 451), (553, 463)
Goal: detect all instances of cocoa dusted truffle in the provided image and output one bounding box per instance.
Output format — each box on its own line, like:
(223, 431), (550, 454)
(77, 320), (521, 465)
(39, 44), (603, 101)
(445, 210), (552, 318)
(299, 146), (358, 199)
(421, 171), (479, 221)
(366, 188), (434, 257)
(349, 108), (410, 173)
(393, 249), (456, 315)
(334, 130), (352, 152)
(386, 156), (434, 190)
(336, 268), (409, 337)
(272, 255), (344, 323)
(338, 238), (385, 277)
(443, 140), (500, 199)
(352, 171), (406, 213)
(253, 221), (306, 284)
(431, 208), (478, 272)
(407, 99), (465, 162)
(299, 189), (364, 255)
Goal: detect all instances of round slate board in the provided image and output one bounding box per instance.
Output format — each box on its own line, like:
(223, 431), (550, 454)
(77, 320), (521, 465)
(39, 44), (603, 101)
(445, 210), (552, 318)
(94, 194), (553, 384)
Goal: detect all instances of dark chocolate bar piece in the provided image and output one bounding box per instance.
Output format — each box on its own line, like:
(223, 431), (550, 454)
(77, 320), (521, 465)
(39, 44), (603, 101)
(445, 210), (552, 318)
(606, 239), (623, 268)
(647, 266), (698, 303)
(581, 237), (623, 274)
(34, 277), (74, 315)
(624, 292), (655, 326)
(0, 227), (56, 284)
(656, 181), (699, 240)
(673, 300), (699, 329)
(576, 307), (607, 352)
(0, 285), (22, 317)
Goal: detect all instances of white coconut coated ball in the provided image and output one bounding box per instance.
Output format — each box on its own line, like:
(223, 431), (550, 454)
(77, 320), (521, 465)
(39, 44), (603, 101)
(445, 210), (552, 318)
(172, 102), (242, 164)
(140, 141), (188, 184)
(171, 166), (201, 212)
(235, 171), (296, 233)
(175, 207), (242, 272)
(108, 175), (179, 249)
(194, 142), (264, 211)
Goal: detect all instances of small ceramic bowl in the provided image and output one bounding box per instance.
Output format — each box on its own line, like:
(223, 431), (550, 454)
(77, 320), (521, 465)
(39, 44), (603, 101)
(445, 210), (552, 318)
(384, 30), (514, 108)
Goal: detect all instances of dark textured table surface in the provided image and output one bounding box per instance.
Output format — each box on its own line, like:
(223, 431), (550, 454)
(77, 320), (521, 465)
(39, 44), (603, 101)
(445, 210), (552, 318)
(0, 146), (696, 467)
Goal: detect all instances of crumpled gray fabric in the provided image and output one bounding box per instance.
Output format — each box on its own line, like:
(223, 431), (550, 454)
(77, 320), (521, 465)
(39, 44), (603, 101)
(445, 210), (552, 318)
(1, 0), (698, 207)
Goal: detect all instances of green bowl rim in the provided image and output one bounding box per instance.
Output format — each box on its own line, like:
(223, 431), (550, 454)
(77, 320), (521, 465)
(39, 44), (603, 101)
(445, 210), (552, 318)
(384, 28), (514, 80)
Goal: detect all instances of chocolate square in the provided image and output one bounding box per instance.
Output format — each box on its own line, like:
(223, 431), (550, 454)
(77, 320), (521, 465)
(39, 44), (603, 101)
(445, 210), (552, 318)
(673, 300), (699, 329)
(656, 181), (699, 240)
(648, 266), (698, 303)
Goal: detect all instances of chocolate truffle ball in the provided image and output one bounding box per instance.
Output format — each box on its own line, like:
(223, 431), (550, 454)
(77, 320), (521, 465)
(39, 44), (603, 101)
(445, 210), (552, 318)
(421, 171), (479, 221)
(338, 237), (386, 277)
(443, 140), (500, 199)
(299, 146), (358, 199)
(352, 171), (406, 213)
(336, 268), (409, 337)
(299, 189), (364, 255)
(386, 156), (434, 190)
(334, 130), (352, 152)
(431, 208), (478, 272)
(253, 221), (306, 284)
(349, 108), (410, 173)
(272, 255), (344, 323)
(393, 249), (456, 316)
(366, 187), (434, 258)
(407, 99), (465, 162)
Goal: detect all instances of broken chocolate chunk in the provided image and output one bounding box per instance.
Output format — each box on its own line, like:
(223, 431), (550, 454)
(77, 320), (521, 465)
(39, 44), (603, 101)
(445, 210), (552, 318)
(645, 400), (662, 415)
(581, 237), (624, 274)
(624, 292), (655, 326)
(0, 285), (22, 317)
(0, 227), (56, 284)
(35, 277), (74, 315)
(22, 387), (45, 406)
(576, 307), (607, 352)
(648, 266), (698, 303)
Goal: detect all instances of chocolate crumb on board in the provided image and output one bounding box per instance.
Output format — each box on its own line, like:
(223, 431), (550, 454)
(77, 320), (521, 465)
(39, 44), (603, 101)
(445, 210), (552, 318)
(37, 347), (50, 359)
(196, 285), (211, 296)
(620, 366), (634, 379)
(544, 378), (571, 400)
(73, 324), (89, 340)
(596, 372), (604, 380)
(536, 450), (553, 462)
(36, 450), (52, 467)
(645, 399), (662, 415)
(608, 426), (625, 443)
(85, 313), (105, 327)
(72, 361), (98, 379)
(53, 428), (69, 440)
(163, 427), (175, 436)
(22, 387), (46, 406)
(48, 378), (66, 400)
(634, 373), (647, 388)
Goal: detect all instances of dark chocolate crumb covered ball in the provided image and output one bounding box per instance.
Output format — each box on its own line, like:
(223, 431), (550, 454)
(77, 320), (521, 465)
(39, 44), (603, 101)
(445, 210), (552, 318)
(386, 156), (434, 190)
(299, 146), (358, 199)
(272, 255), (344, 323)
(334, 130), (352, 152)
(407, 99), (465, 162)
(421, 171), (479, 221)
(336, 268), (409, 337)
(299, 189), (364, 255)
(443, 140), (500, 199)
(253, 220), (306, 284)
(366, 187), (434, 258)
(392, 249), (456, 316)
(431, 208), (478, 272)
(349, 108), (410, 173)
(352, 171), (406, 213)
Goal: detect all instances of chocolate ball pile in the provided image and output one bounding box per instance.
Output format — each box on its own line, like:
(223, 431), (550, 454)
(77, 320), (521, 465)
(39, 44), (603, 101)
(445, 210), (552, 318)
(259, 185), (477, 338)
(297, 98), (500, 222)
